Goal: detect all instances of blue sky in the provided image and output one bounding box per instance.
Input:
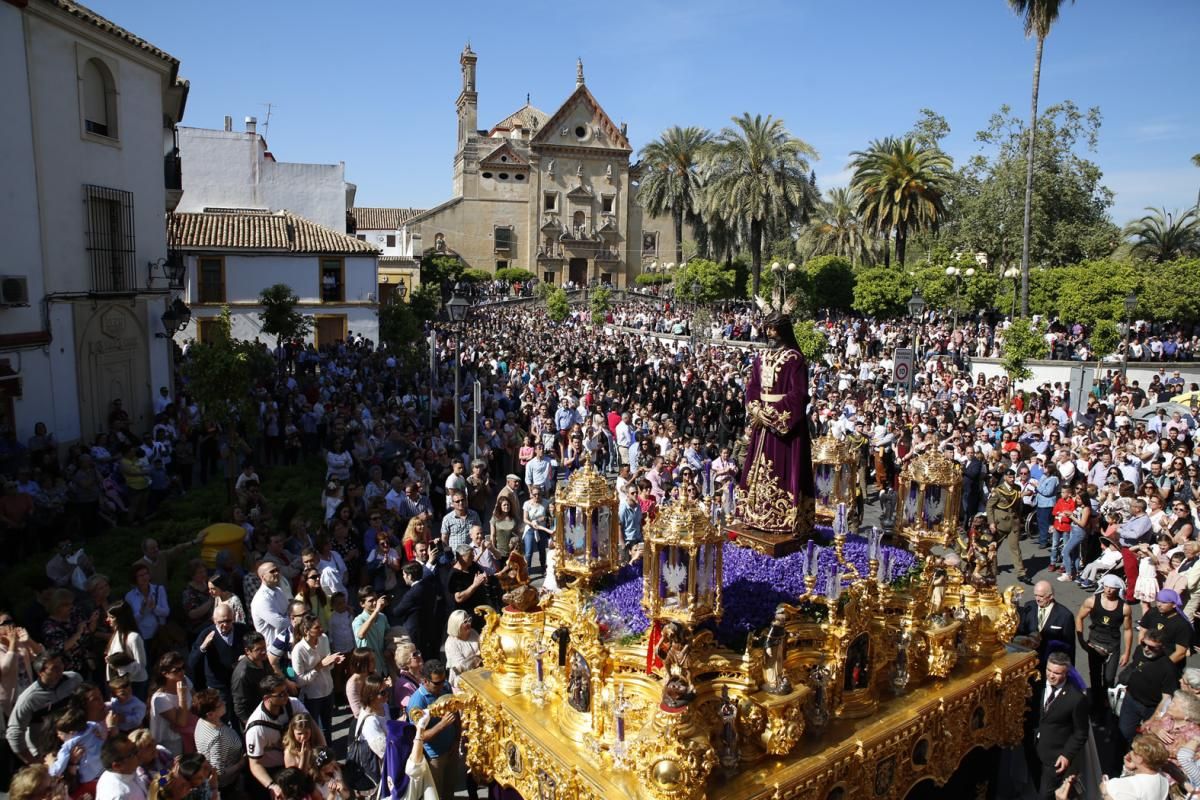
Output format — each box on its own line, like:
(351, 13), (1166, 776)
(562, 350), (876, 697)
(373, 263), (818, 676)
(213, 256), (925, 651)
(90, 0), (1198, 225)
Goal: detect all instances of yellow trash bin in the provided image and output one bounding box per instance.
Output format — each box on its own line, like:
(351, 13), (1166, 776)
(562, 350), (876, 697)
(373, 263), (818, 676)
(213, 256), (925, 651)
(200, 522), (246, 568)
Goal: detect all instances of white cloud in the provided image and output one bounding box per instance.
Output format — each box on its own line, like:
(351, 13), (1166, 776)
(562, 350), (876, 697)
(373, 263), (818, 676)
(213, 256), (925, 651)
(1132, 121), (1183, 142)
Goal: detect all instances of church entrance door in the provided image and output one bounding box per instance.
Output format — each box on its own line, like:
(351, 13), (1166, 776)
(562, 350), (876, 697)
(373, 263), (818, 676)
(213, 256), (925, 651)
(568, 258), (587, 286)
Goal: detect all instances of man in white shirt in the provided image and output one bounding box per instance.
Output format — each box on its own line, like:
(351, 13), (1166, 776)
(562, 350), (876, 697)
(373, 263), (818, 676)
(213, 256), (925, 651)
(95, 734), (146, 800)
(614, 412), (634, 467)
(250, 562), (292, 645)
(246, 675), (309, 796)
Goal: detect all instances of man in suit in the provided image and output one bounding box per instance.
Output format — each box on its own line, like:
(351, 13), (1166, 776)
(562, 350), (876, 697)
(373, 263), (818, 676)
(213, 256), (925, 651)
(1030, 652), (1090, 798)
(187, 603), (249, 722)
(393, 562), (443, 660)
(1016, 580), (1076, 669)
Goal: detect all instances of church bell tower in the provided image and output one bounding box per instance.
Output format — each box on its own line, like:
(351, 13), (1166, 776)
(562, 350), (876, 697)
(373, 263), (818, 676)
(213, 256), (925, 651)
(454, 43), (479, 196)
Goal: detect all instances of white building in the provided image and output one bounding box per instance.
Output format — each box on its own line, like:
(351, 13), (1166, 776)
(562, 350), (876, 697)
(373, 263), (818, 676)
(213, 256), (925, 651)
(177, 120), (355, 233)
(170, 210), (380, 347)
(349, 207), (425, 304)
(0, 0), (188, 445)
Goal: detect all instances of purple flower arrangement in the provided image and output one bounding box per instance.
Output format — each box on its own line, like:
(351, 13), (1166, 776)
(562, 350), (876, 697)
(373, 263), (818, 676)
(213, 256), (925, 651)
(593, 527), (918, 651)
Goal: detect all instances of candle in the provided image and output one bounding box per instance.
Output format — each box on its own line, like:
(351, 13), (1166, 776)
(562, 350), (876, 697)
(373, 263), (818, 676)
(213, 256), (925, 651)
(835, 503), (846, 536)
(806, 540), (818, 576)
(536, 655), (544, 682)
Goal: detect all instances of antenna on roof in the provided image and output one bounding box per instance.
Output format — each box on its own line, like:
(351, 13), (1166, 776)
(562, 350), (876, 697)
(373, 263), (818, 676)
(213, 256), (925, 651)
(261, 102), (276, 137)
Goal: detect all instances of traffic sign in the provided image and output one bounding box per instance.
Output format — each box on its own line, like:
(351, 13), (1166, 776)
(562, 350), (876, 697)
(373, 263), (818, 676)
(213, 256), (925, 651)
(894, 348), (914, 393)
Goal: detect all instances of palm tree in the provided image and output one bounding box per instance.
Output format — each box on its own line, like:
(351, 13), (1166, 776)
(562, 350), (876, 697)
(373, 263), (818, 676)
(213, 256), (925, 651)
(702, 113), (817, 296)
(1123, 207), (1200, 263)
(808, 187), (873, 265)
(1009, 0), (1075, 317)
(638, 126), (712, 265)
(849, 137), (952, 268)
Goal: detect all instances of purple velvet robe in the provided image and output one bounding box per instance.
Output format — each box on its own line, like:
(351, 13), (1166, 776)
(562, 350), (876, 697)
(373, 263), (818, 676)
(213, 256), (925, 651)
(735, 346), (816, 534)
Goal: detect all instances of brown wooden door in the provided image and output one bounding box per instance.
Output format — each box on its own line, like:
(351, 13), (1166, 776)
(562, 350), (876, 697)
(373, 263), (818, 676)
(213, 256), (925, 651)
(314, 315), (346, 348)
(568, 258), (587, 285)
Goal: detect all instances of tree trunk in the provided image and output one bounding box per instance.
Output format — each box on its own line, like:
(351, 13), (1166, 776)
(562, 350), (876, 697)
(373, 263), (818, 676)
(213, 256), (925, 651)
(896, 224), (907, 268)
(674, 208), (685, 265)
(882, 229), (891, 269)
(750, 218), (763, 297)
(1019, 35), (1044, 318)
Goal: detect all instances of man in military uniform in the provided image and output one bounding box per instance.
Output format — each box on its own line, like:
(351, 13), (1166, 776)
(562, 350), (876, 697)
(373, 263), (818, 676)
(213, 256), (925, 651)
(988, 469), (1027, 584)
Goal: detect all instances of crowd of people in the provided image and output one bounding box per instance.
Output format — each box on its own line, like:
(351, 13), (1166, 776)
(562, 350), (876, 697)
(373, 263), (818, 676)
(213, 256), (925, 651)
(1, 293), (1200, 800)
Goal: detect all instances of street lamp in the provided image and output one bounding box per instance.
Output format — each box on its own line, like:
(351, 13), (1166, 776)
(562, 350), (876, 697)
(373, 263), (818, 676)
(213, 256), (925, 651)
(1122, 291), (1138, 381)
(446, 288), (471, 445)
(1003, 267), (1020, 318)
(397, 282), (408, 301)
(945, 266), (975, 331)
(907, 289), (926, 371)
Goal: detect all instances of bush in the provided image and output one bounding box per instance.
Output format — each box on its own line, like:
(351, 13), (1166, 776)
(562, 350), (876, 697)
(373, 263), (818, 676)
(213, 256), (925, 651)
(635, 273), (672, 287)
(804, 256), (855, 312)
(793, 320), (828, 363)
(852, 267), (915, 318)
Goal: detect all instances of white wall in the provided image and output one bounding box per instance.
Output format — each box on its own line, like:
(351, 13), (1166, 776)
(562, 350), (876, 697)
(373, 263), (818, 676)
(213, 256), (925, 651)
(182, 306), (379, 347)
(177, 127), (348, 232)
(185, 253), (377, 304)
(357, 228), (402, 257)
(965, 358), (1200, 393)
(0, 4), (175, 442)
(181, 252), (378, 344)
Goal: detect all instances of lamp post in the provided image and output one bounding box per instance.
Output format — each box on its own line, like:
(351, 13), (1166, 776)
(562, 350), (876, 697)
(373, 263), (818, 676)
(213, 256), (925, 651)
(1122, 290), (1138, 381)
(446, 286), (470, 446)
(945, 266), (975, 332)
(1003, 267), (1019, 318)
(907, 289), (926, 373)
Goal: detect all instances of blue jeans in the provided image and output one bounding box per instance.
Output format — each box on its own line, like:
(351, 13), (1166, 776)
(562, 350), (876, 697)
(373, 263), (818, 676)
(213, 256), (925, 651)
(1062, 525), (1087, 576)
(1050, 527), (1066, 568)
(523, 528), (548, 572)
(1119, 695), (1154, 745)
(1036, 506), (1054, 547)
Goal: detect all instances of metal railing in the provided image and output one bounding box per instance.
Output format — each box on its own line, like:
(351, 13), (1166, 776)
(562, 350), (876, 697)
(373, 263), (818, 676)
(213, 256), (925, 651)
(84, 184), (136, 293)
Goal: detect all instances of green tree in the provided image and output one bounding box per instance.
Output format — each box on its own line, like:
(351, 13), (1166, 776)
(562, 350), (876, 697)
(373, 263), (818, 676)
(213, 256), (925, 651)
(1053, 260), (1139, 328)
(460, 268), (492, 284)
(589, 285), (612, 325)
(792, 320), (828, 363)
(702, 113), (818, 297)
(494, 267), (536, 284)
(182, 307), (274, 431)
(803, 255), (855, 313)
(638, 126), (712, 265)
(384, 302), (427, 355)
(806, 188), (875, 266)
(257, 283), (311, 345)
(634, 273), (672, 287)
(907, 108), (952, 151)
(1123, 207), (1200, 263)
(952, 102), (1118, 273)
(545, 287), (570, 323)
(420, 253), (464, 291)
(1140, 258), (1200, 323)
(1009, 0), (1077, 316)
(852, 266), (914, 318)
(1089, 319), (1121, 362)
(999, 316), (1049, 386)
(850, 137), (953, 267)
(408, 283), (440, 323)
(670, 259), (736, 305)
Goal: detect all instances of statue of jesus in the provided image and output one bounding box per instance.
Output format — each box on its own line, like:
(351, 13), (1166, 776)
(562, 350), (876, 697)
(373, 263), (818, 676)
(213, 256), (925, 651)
(734, 306), (816, 535)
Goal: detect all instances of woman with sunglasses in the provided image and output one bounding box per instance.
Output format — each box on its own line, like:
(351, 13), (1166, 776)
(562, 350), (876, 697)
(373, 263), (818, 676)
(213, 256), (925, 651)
(149, 653), (195, 757)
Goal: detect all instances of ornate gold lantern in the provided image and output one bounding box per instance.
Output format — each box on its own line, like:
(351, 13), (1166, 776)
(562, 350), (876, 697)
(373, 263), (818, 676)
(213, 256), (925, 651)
(553, 457), (621, 584)
(811, 436), (857, 525)
(896, 451), (963, 554)
(642, 499), (724, 626)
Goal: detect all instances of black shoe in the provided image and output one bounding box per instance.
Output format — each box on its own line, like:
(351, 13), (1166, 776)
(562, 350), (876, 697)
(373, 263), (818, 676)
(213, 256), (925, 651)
(1018, 575), (1034, 586)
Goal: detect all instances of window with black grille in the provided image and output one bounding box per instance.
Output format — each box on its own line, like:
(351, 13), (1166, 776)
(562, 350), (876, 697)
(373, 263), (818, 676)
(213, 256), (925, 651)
(84, 185), (134, 292)
(494, 226), (513, 253)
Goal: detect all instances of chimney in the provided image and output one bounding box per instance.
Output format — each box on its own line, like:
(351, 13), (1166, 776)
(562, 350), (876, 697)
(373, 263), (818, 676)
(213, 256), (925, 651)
(223, 115), (232, 132)
(245, 116), (257, 134)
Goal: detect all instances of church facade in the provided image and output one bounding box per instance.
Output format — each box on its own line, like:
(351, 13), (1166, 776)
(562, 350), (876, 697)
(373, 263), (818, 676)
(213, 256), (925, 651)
(397, 46), (657, 288)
